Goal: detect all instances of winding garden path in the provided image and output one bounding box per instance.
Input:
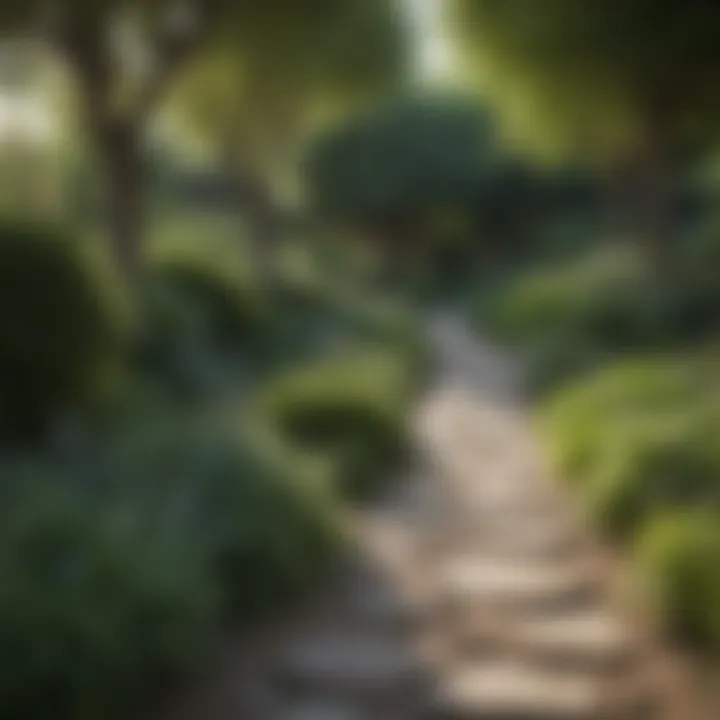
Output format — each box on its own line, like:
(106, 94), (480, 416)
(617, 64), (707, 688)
(161, 313), (708, 719)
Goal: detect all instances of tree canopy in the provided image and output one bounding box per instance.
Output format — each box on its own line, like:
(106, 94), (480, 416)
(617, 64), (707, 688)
(166, 0), (409, 184)
(304, 93), (496, 233)
(446, 1), (720, 163)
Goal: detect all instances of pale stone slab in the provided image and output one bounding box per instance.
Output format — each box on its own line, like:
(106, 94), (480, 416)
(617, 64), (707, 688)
(434, 662), (605, 719)
(277, 701), (362, 720)
(439, 557), (598, 613)
(513, 612), (633, 673)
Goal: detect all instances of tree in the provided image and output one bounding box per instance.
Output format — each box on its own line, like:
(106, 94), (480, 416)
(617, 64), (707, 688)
(166, 0), (408, 280)
(3, 0), (406, 273)
(446, 1), (720, 265)
(1, 1), (231, 271)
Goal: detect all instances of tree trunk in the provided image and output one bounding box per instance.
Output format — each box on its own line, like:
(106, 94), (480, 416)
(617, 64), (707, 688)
(96, 121), (144, 275)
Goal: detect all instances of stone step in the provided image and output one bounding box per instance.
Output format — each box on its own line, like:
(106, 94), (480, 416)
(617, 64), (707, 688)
(343, 581), (430, 631)
(510, 612), (635, 675)
(430, 662), (607, 719)
(277, 633), (426, 699)
(438, 557), (601, 616)
(275, 701), (362, 720)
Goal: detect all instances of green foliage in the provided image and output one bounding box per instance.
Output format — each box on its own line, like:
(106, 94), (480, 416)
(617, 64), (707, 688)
(144, 225), (270, 355)
(0, 415), (339, 719)
(258, 350), (416, 498)
(0, 460), (218, 720)
(483, 245), (720, 394)
(485, 247), (649, 344)
(585, 414), (720, 541)
(539, 355), (720, 538)
(168, 0), (409, 178)
(447, 0), (720, 158)
(539, 356), (714, 479)
(637, 513), (720, 651)
(304, 94), (496, 230)
(0, 221), (127, 443)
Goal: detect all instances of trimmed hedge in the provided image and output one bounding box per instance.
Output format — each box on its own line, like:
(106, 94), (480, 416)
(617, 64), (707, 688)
(257, 349), (417, 499)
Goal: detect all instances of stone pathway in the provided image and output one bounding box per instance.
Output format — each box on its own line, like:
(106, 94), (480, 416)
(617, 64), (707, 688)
(158, 314), (709, 720)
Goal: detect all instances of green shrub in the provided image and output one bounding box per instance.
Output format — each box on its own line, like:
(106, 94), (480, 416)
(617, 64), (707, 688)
(0, 459), (218, 720)
(145, 234), (269, 355)
(258, 350), (415, 498)
(0, 416), (340, 719)
(636, 513), (720, 651)
(485, 247), (647, 346)
(483, 244), (720, 392)
(584, 413), (720, 541)
(523, 333), (609, 398)
(132, 279), (241, 400)
(0, 221), (127, 443)
(540, 355), (720, 543)
(538, 356), (711, 481)
(93, 418), (341, 612)
(334, 294), (430, 384)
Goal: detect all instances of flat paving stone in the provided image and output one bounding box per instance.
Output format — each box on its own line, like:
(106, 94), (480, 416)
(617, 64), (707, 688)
(276, 701), (363, 720)
(344, 582), (428, 630)
(439, 557), (598, 614)
(433, 662), (605, 719)
(512, 612), (633, 674)
(279, 634), (424, 696)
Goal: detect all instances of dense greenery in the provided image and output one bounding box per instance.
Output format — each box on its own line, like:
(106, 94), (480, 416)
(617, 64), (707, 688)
(0, 418), (338, 719)
(258, 348), (418, 498)
(0, 222), (127, 443)
(5, 0), (720, 709)
(0, 205), (427, 718)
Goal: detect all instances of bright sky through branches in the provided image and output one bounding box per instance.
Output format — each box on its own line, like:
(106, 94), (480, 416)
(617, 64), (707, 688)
(402, 0), (454, 83)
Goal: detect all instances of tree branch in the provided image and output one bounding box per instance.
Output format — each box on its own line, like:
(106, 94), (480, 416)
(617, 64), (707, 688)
(133, 0), (224, 119)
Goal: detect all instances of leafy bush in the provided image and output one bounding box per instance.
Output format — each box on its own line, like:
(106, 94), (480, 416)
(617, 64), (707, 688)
(583, 413), (720, 540)
(538, 356), (713, 480)
(636, 513), (720, 651)
(523, 333), (609, 398)
(483, 243), (720, 394)
(0, 221), (127, 443)
(258, 350), (416, 498)
(485, 247), (648, 346)
(145, 232), (269, 355)
(540, 354), (720, 539)
(0, 416), (339, 719)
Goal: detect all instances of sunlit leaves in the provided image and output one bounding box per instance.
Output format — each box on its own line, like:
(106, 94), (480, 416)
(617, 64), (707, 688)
(446, 0), (720, 161)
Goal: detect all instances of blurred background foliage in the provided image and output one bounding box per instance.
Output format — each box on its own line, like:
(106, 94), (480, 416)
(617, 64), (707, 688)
(1, 0), (720, 715)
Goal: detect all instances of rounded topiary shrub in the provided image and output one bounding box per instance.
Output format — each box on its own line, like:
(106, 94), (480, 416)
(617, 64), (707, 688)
(258, 350), (414, 499)
(0, 222), (126, 443)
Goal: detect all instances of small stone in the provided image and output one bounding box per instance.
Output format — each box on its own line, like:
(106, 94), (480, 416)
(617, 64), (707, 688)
(434, 662), (604, 719)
